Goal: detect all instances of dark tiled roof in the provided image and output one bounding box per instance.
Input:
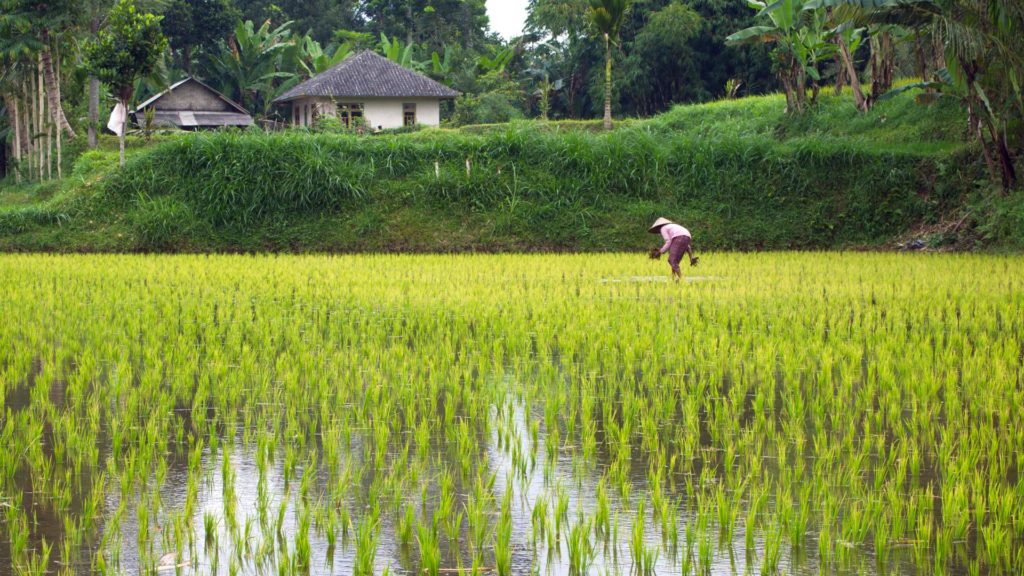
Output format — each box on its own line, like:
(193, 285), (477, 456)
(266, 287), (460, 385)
(273, 51), (460, 103)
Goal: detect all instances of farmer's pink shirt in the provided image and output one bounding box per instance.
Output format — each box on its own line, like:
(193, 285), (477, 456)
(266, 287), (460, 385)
(659, 224), (691, 253)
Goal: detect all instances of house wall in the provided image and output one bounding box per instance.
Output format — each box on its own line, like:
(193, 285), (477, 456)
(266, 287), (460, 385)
(289, 97), (442, 129)
(153, 81), (234, 112)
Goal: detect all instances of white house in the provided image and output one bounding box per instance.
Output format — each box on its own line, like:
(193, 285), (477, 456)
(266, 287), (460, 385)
(273, 51), (459, 130)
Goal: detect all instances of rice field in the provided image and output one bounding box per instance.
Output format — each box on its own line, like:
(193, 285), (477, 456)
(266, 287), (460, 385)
(0, 253), (1021, 576)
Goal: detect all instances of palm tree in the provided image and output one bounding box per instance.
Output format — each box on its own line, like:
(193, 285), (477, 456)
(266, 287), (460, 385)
(588, 0), (630, 130)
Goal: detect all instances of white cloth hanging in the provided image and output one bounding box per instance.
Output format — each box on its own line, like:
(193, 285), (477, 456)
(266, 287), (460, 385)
(107, 102), (126, 136)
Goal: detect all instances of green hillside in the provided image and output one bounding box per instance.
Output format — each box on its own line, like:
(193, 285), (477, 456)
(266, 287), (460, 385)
(1, 91), (1020, 253)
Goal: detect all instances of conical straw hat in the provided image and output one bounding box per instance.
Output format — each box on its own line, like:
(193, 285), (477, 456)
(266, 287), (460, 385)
(648, 217), (674, 233)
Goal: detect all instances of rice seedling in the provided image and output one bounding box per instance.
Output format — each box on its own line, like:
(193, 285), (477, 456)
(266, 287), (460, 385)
(204, 512), (218, 550)
(295, 506), (312, 574)
(416, 519), (441, 576)
(495, 491), (513, 576)
(354, 517), (380, 576)
(697, 527), (714, 575)
(561, 513), (591, 575)
(629, 501), (658, 576)
(397, 503), (416, 549)
(762, 521), (783, 576)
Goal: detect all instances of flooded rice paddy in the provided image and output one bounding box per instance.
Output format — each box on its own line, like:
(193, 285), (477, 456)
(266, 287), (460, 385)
(0, 253), (1021, 576)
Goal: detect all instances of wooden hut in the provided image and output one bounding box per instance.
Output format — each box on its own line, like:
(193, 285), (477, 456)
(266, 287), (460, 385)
(132, 77), (254, 130)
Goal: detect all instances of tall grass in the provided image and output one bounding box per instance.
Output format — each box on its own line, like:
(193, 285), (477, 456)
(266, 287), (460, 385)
(86, 90), (980, 250)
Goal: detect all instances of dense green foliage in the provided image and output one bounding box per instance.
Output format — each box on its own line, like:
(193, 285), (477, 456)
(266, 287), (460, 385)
(162, 0), (240, 73)
(4, 90), (1011, 253)
(2, 0), (1021, 189)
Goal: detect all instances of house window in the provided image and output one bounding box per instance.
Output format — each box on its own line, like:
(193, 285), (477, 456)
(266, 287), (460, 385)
(338, 103), (364, 128)
(293, 105), (299, 125)
(403, 103), (417, 127)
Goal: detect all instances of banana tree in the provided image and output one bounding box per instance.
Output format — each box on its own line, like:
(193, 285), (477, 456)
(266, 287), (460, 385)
(202, 20), (297, 117)
(478, 46), (514, 75)
(812, 0), (1022, 188)
(297, 36), (351, 77)
(727, 0), (818, 112)
(430, 45), (454, 80)
(379, 33), (421, 71)
(804, 0), (913, 110)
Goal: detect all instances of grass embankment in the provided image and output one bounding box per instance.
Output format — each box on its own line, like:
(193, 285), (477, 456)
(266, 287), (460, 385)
(2, 90), (1014, 252)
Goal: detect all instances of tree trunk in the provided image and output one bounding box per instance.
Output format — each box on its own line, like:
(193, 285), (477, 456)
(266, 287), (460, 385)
(56, 48), (62, 179)
(836, 33), (869, 111)
(3, 94), (18, 182)
(39, 30), (77, 139)
(22, 79), (33, 180)
(119, 98), (127, 167)
(913, 34), (929, 82)
(987, 122), (1017, 191)
(870, 32), (894, 102)
(10, 95), (21, 183)
(118, 104), (126, 166)
(794, 58), (807, 110)
(833, 51), (848, 96)
(603, 34), (612, 131)
(88, 17), (100, 148)
(183, 45), (192, 75)
(967, 95), (998, 184)
(56, 109), (62, 179)
(47, 123), (53, 180)
(36, 58), (44, 181)
(780, 69), (796, 113)
(88, 77), (99, 148)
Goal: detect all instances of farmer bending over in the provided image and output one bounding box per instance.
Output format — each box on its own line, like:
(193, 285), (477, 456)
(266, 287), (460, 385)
(648, 217), (698, 280)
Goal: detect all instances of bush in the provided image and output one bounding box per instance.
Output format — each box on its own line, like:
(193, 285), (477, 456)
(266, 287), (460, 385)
(132, 195), (195, 249)
(971, 189), (1024, 248)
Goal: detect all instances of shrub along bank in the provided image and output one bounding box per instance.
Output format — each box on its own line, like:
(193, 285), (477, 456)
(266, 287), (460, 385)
(2, 91), (1010, 252)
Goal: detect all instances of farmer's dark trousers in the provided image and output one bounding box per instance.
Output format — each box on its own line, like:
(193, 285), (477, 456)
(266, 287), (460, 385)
(668, 235), (692, 274)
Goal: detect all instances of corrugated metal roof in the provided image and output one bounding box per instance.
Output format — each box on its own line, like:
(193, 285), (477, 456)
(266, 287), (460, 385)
(273, 51), (460, 103)
(147, 111), (254, 128)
